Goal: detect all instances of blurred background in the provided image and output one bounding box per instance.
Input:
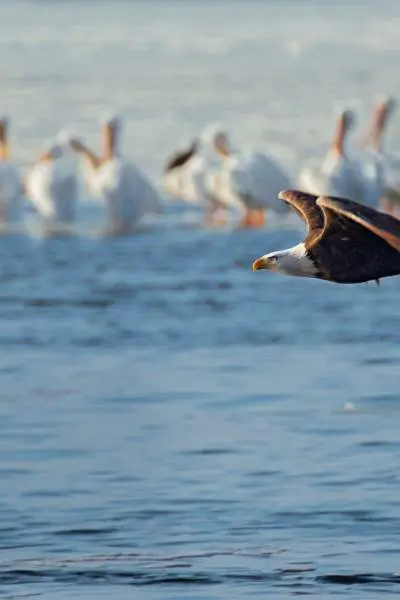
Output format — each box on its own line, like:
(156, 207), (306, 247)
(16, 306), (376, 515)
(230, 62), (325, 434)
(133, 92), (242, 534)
(1, 1), (400, 599)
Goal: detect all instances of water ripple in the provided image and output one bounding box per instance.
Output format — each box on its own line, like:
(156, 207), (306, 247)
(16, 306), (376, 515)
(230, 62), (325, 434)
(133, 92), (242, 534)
(1, 558), (400, 590)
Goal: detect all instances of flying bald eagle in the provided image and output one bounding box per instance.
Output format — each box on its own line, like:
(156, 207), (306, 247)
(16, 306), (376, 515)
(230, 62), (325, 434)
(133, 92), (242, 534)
(252, 190), (400, 284)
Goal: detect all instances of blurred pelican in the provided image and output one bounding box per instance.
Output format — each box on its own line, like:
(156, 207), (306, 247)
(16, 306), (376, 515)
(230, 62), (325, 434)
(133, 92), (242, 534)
(163, 130), (245, 227)
(298, 109), (366, 204)
(0, 117), (23, 228)
(163, 139), (199, 201)
(204, 124), (291, 228)
(363, 96), (399, 215)
(25, 132), (79, 235)
(71, 113), (163, 235)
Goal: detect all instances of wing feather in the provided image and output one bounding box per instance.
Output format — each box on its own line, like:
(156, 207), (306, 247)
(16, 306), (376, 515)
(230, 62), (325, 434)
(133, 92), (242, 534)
(317, 195), (400, 252)
(26, 160), (78, 221)
(164, 141), (198, 173)
(278, 189), (325, 246)
(26, 163), (55, 218)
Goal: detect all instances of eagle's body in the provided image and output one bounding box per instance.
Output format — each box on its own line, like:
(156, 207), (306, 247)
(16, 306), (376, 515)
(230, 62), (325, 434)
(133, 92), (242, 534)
(253, 190), (400, 284)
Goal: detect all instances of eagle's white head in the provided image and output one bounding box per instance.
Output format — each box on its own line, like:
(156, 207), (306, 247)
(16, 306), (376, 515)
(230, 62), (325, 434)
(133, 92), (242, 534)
(252, 243), (318, 278)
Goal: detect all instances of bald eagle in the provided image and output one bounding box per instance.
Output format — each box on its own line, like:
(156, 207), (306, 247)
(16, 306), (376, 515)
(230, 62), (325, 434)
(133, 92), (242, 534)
(252, 190), (400, 284)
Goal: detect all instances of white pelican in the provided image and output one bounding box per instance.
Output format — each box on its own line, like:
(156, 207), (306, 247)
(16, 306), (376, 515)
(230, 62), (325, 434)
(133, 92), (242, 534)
(163, 139), (199, 202)
(298, 110), (366, 205)
(0, 117), (23, 227)
(203, 125), (291, 228)
(25, 132), (79, 234)
(364, 97), (399, 215)
(71, 113), (163, 235)
(163, 131), (245, 227)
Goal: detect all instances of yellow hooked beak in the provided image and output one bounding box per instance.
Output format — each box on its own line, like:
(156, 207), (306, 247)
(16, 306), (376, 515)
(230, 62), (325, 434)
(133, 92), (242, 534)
(252, 256), (272, 272)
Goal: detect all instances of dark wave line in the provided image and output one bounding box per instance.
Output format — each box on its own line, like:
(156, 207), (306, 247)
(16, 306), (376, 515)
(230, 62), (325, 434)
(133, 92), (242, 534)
(1, 567), (400, 587)
(317, 573), (400, 585)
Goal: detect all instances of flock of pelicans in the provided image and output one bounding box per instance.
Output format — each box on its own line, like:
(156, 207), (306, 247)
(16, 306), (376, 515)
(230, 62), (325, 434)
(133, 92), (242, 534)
(0, 97), (400, 285)
(164, 96), (400, 224)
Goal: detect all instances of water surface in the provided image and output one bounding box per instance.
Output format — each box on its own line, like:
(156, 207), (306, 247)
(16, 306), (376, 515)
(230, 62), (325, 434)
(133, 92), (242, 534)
(1, 1), (400, 598)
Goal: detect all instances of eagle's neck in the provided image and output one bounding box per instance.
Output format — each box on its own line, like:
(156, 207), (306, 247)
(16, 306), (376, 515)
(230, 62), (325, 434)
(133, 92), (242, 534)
(277, 243), (318, 278)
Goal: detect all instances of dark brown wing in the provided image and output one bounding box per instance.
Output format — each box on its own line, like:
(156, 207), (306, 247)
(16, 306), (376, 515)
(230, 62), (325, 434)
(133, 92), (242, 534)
(278, 189), (325, 248)
(310, 195), (400, 283)
(317, 195), (400, 252)
(164, 140), (198, 173)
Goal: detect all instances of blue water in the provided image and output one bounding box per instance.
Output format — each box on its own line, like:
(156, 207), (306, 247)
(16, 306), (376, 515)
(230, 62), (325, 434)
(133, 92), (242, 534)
(1, 1), (400, 598)
(1, 228), (400, 600)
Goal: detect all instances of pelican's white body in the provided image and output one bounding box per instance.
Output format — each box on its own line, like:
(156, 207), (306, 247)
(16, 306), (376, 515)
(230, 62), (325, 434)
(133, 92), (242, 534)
(299, 149), (370, 204)
(87, 156), (163, 232)
(215, 150), (291, 215)
(362, 146), (400, 210)
(164, 153), (214, 206)
(26, 154), (78, 226)
(357, 149), (385, 207)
